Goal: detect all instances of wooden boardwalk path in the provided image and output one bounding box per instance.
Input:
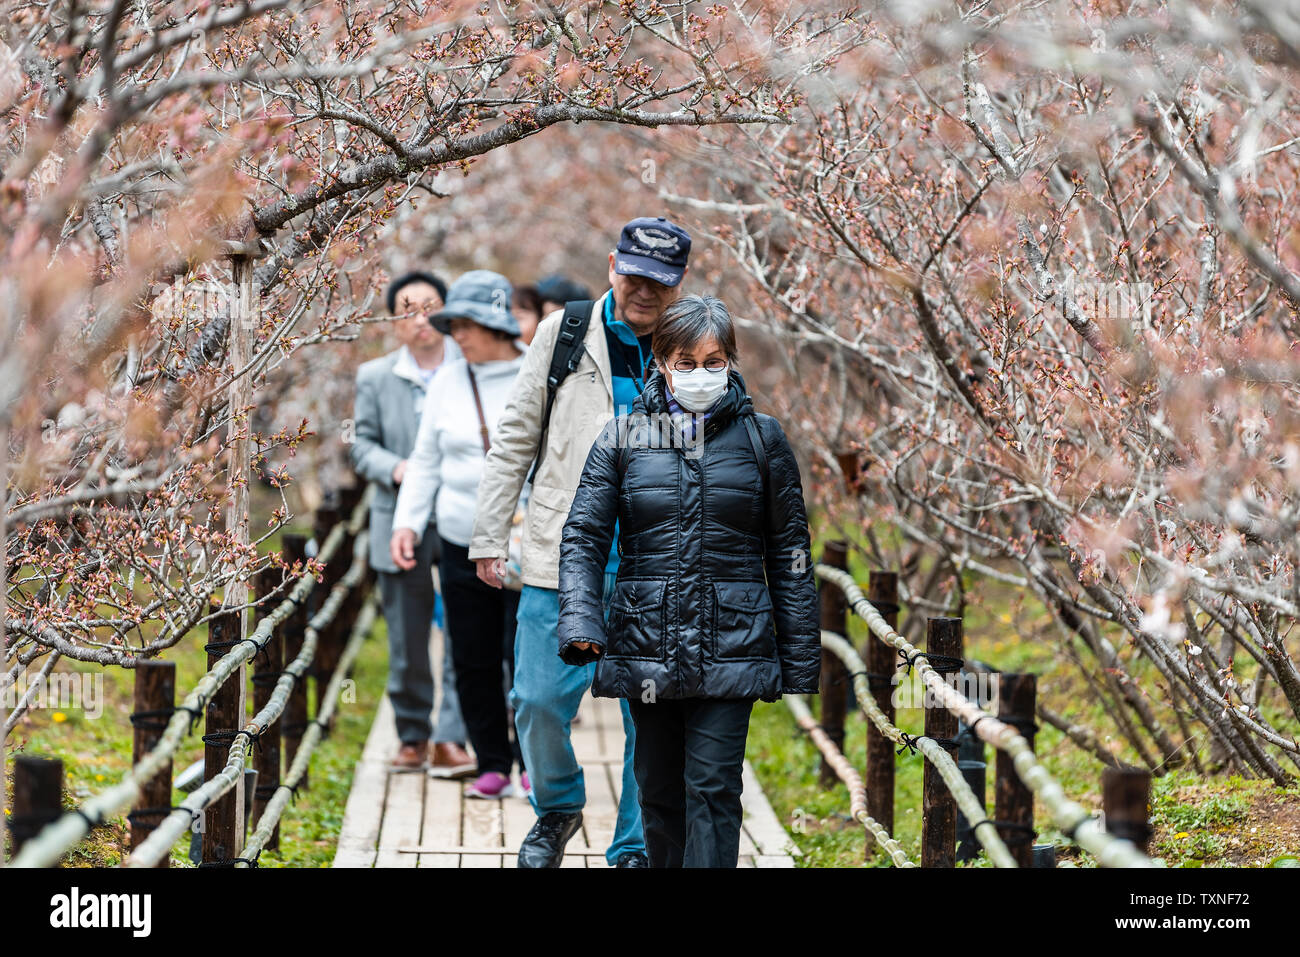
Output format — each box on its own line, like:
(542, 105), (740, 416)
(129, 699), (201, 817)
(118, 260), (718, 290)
(334, 626), (799, 868)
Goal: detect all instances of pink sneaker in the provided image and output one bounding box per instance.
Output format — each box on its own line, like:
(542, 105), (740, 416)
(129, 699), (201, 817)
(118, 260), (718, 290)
(465, 771), (514, 800)
(520, 772), (531, 796)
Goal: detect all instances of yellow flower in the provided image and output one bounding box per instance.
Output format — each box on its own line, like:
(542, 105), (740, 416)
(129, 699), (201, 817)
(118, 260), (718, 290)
(1174, 831), (1190, 839)
(52, 712), (67, 723)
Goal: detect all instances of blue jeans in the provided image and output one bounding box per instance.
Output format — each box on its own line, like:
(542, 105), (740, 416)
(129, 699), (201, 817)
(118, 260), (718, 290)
(511, 580), (644, 864)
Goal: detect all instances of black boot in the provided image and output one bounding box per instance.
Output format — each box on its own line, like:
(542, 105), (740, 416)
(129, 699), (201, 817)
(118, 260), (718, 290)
(517, 811), (583, 868)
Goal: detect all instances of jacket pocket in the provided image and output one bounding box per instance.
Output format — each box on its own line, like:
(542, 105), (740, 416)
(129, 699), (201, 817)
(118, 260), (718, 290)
(712, 581), (777, 660)
(605, 579), (667, 660)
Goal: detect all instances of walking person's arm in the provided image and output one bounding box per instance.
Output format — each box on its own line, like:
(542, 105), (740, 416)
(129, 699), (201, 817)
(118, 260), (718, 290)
(390, 371), (446, 569)
(350, 370), (403, 488)
(468, 311), (558, 586)
(759, 418), (821, 694)
(557, 418), (622, 665)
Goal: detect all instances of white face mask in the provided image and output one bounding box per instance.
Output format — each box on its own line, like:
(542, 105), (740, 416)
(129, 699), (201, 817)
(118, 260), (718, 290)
(670, 364), (729, 412)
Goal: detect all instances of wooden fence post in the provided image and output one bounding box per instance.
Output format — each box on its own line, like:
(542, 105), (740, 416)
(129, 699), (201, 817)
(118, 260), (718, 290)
(312, 495), (349, 723)
(8, 756), (63, 861)
(817, 541), (850, 789)
(129, 660), (176, 863)
(281, 533), (310, 792)
(995, 672), (1038, 867)
(1102, 766), (1152, 854)
(221, 244), (263, 854)
(921, 617), (962, 867)
(337, 482), (367, 634)
(864, 569), (898, 860)
(251, 563), (284, 850)
(203, 602), (244, 865)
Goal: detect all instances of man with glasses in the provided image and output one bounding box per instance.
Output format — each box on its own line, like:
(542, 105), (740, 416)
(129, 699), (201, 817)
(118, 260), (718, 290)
(350, 272), (475, 777)
(468, 217), (692, 867)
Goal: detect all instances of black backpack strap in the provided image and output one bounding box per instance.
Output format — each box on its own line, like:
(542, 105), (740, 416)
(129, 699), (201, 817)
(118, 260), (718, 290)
(527, 299), (594, 484)
(742, 414), (776, 552)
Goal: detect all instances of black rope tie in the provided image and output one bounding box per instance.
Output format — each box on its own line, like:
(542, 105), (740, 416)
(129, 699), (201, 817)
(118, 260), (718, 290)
(202, 728), (263, 752)
(928, 736), (961, 751)
(239, 638), (270, 667)
(999, 714), (1039, 739)
(1065, 813), (1097, 843)
(899, 649), (965, 675)
(896, 732), (920, 755)
(6, 810), (62, 838)
(276, 781), (302, 805)
(129, 707), (176, 733)
(310, 717), (332, 739)
(869, 600), (900, 617)
(74, 808), (106, 831)
(960, 714), (991, 744)
(250, 669), (288, 687)
(173, 704), (203, 735)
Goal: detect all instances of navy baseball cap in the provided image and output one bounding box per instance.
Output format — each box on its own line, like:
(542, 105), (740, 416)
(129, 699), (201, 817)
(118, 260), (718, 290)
(613, 216), (691, 287)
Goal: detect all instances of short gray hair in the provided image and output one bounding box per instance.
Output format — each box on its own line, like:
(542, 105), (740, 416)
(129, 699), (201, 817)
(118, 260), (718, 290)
(651, 295), (737, 363)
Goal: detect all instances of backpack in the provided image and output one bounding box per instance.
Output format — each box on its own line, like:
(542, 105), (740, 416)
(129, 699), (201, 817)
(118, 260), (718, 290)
(527, 299), (594, 484)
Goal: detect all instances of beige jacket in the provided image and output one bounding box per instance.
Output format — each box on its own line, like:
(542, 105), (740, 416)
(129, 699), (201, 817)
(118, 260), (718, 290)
(468, 291), (616, 589)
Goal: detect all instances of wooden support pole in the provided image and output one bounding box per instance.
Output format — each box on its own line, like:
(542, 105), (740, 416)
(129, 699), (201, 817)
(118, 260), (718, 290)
(221, 249), (261, 853)
(921, 616), (962, 868)
(1102, 766), (1152, 854)
(202, 602), (244, 865)
(251, 564), (284, 850)
(8, 756), (62, 861)
(129, 660), (176, 863)
(281, 533), (311, 793)
(864, 569), (898, 860)
(995, 672), (1038, 867)
(817, 540), (850, 789)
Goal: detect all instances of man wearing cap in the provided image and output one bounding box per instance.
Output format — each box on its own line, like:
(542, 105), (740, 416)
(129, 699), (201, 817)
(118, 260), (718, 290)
(469, 217), (691, 868)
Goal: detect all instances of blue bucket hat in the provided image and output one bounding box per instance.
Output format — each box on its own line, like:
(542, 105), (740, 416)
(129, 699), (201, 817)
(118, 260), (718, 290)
(613, 216), (691, 287)
(429, 270), (520, 336)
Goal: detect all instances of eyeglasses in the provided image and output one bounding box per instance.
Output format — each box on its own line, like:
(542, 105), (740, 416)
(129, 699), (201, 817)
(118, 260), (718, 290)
(670, 358), (728, 373)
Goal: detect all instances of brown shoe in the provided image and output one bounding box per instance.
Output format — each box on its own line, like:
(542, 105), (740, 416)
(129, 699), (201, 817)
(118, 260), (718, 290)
(428, 741), (476, 779)
(391, 741), (428, 771)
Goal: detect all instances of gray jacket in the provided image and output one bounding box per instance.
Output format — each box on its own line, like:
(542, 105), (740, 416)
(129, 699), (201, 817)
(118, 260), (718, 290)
(349, 342), (460, 572)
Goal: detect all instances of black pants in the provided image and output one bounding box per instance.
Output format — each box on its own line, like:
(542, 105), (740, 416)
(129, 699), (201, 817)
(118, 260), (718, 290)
(627, 696), (755, 867)
(437, 537), (522, 775)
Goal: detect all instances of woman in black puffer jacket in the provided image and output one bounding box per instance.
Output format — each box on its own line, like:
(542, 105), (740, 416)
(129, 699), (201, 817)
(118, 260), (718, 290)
(558, 294), (819, 868)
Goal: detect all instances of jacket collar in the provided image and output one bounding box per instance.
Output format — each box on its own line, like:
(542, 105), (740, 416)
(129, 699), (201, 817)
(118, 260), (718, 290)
(633, 366), (753, 435)
(391, 341), (460, 387)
